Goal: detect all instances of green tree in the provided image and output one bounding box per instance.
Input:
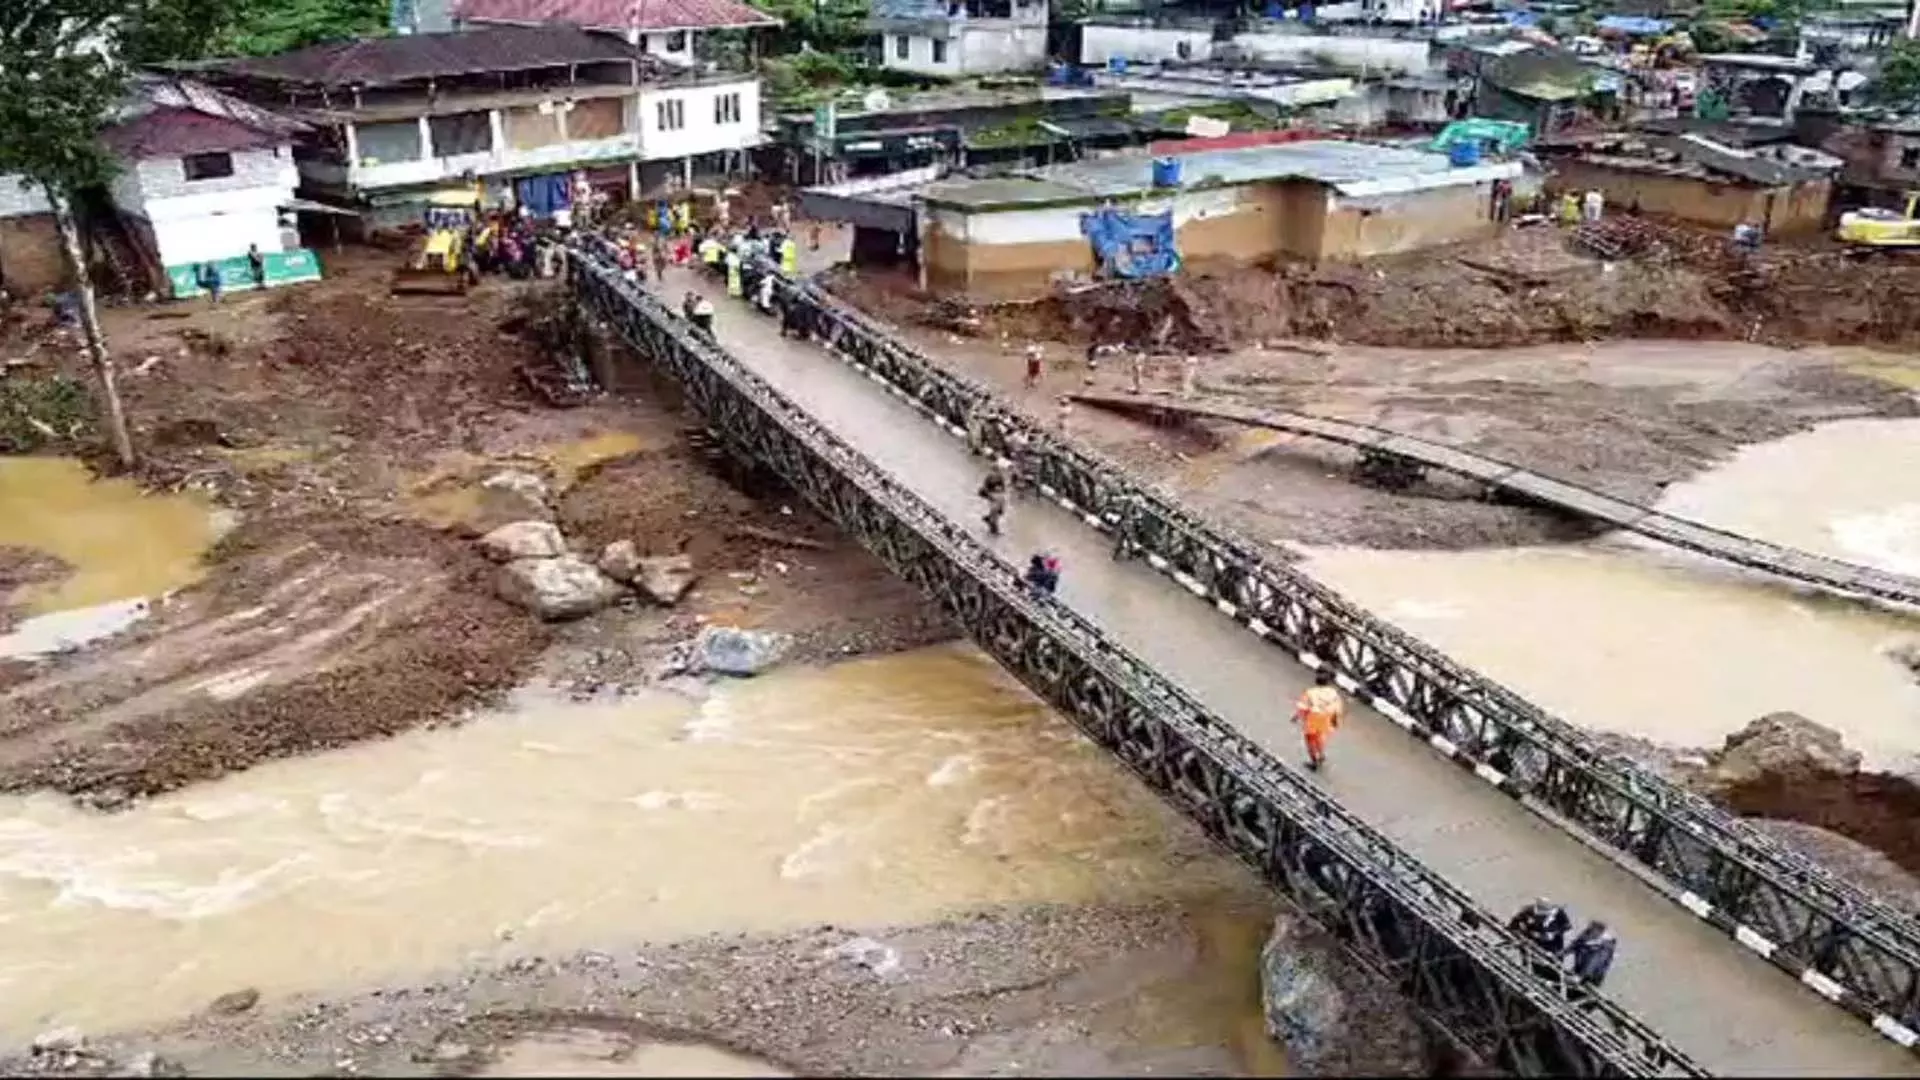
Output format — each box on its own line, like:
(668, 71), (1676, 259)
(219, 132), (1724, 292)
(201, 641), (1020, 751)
(217, 0), (389, 58)
(1876, 39), (1920, 106)
(1, 0), (229, 468)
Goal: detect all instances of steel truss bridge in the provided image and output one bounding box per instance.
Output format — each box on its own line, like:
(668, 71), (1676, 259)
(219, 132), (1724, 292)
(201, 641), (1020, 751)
(1064, 391), (1920, 609)
(567, 240), (1919, 1076)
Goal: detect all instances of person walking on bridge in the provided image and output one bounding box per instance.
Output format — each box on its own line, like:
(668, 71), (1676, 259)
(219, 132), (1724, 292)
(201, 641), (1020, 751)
(1292, 669), (1343, 772)
(1564, 920), (1617, 989)
(978, 465), (1010, 537)
(1509, 898), (1573, 955)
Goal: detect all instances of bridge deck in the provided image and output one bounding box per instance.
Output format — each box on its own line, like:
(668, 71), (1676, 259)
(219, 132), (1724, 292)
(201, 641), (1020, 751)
(1068, 392), (1920, 609)
(679, 274), (1918, 1077)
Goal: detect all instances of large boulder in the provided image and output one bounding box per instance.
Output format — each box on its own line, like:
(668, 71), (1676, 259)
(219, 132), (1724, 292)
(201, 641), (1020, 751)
(636, 554), (700, 606)
(478, 521), (567, 563)
(693, 625), (792, 676)
(597, 539), (644, 583)
(1260, 915), (1345, 1069)
(496, 555), (621, 620)
(1700, 711), (1862, 790)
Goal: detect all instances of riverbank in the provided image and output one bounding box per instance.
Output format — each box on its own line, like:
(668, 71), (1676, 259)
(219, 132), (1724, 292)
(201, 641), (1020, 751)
(2, 899), (1434, 1078)
(0, 254), (953, 803)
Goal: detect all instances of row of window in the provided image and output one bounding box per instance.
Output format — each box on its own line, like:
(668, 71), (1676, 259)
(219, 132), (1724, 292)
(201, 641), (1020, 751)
(893, 35), (949, 62)
(654, 91), (744, 131)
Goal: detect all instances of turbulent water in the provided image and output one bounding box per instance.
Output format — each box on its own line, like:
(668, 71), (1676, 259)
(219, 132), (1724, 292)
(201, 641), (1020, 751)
(0, 645), (1260, 1043)
(1302, 418), (1920, 766)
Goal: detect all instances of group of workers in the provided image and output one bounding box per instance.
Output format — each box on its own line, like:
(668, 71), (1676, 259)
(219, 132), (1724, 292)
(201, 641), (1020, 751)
(1509, 897), (1620, 990)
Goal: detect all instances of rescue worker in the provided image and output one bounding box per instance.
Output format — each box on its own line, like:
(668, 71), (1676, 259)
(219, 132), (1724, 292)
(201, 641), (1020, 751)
(651, 238), (669, 281)
(1564, 920), (1617, 989)
(699, 233), (725, 274)
(1023, 553), (1061, 597)
(978, 465), (1009, 536)
(779, 231), (799, 276)
(1292, 668), (1343, 771)
(1180, 353), (1199, 399)
(1055, 395), (1073, 435)
(754, 271), (777, 315)
(1508, 898), (1573, 955)
(1023, 343), (1044, 391)
(724, 246), (743, 299)
(1129, 348), (1147, 395)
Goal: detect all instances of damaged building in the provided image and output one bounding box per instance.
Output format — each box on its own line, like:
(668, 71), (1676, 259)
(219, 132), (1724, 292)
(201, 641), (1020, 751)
(1536, 124), (1840, 234)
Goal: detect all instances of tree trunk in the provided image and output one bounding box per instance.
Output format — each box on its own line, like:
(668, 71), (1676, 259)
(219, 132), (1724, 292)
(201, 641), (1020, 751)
(47, 188), (135, 470)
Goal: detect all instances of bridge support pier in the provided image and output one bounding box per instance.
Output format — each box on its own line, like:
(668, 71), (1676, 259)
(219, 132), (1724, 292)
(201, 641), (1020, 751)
(1356, 450), (1425, 492)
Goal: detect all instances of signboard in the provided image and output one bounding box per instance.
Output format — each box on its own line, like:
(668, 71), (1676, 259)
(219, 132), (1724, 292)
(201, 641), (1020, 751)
(813, 102), (838, 142)
(166, 248), (323, 299)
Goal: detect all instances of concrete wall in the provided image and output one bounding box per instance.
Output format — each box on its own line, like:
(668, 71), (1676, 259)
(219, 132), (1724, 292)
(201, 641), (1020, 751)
(637, 78), (762, 162)
(921, 176), (1500, 297)
(1080, 24), (1217, 65)
(883, 21), (1049, 75)
(0, 213), (64, 295)
(111, 147), (300, 268)
(1550, 160), (1832, 234)
(0, 175), (53, 219)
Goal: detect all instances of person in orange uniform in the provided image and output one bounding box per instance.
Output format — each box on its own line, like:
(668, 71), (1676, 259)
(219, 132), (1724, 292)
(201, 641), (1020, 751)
(1293, 668), (1343, 771)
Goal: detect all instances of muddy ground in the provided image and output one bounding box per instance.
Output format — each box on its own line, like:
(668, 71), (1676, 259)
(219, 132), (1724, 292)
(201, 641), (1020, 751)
(831, 221), (1920, 355)
(0, 252), (951, 803)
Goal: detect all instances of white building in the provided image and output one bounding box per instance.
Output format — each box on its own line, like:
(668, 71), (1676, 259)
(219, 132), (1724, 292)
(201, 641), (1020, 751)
(208, 23), (772, 223)
(0, 76), (313, 299)
(1080, 19), (1440, 77)
(870, 0), (1050, 77)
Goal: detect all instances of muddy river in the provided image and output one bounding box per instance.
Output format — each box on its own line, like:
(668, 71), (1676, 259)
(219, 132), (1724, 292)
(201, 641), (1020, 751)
(0, 644), (1258, 1043)
(1303, 417), (1920, 767)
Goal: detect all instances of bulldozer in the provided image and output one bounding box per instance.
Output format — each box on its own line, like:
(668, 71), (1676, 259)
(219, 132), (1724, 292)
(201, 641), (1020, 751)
(390, 187), (484, 295)
(1836, 192), (1920, 251)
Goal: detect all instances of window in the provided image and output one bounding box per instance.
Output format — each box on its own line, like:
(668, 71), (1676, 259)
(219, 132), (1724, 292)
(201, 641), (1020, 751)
(665, 30), (687, 52)
(932, 38), (948, 63)
(656, 98), (685, 131)
(1902, 146), (1920, 171)
(715, 91), (742, 125)
(181, 151), (234, 181)
(895, 34), (910, 59)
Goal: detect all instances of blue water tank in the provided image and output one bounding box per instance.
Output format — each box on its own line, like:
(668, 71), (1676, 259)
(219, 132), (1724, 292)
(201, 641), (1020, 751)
(1449, 140), (1483, 167)
(1108, 56), (1128, 74)
(1151, 156), (1182, 188)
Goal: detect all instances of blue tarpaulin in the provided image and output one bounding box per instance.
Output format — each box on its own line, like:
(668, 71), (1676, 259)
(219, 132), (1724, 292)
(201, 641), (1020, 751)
(1081, 207), (1180, 280)
(1596, 14), (1672, 34)
(513, 173), (572, 218)
(1501, 10), (1538, 27)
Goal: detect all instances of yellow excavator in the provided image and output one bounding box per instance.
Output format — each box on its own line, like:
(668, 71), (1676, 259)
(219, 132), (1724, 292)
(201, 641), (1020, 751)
(1836, 192), (1920, 250)
(390, 186), (484, 295)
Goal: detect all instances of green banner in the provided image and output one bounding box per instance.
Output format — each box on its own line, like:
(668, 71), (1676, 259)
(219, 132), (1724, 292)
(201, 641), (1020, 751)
(166, 248), (323, 299)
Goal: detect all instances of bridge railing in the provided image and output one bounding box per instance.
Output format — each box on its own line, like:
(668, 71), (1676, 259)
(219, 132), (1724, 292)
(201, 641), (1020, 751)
(739, 257), (1920, 1055)
(570, 242), (1703, 1078)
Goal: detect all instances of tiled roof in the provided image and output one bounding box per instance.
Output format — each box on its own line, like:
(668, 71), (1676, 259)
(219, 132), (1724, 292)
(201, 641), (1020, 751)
(101, 106), (291, 160)
(453, 0), (781, 32)
(218, 24), (643, 87)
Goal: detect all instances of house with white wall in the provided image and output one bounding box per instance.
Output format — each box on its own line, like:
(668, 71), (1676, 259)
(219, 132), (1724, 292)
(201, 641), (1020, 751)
(205, 23), (771, 226)
(870, 0), (1050, 77)
(1080, 18), (1440, 77)
(0, 75), (315, 300)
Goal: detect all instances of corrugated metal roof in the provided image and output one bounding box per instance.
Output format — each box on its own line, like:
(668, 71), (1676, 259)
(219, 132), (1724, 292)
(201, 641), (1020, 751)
(922, 140), (1517, 209)
(101, 107), (291, 160)
(454, 0), (780, 31)
(218, 24), (644, 87)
